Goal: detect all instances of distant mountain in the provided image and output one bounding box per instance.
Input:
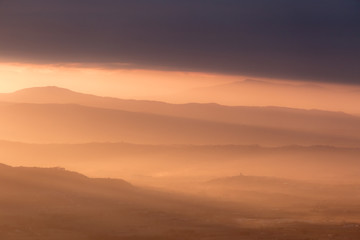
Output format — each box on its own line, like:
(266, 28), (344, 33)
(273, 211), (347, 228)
(177, 79), (360, 114)
(1, 86), (360, 139)
(0, 102), (359, 147)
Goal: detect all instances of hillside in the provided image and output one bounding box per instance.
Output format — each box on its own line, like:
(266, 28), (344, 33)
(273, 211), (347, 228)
(0, 163), (237, 239)
(1, 87), (360, 139)
(0, 164), (359, 239)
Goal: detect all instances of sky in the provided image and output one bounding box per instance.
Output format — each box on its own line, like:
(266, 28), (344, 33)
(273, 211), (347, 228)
(0, 0), (359, 101)
(0, 62), (239, 98)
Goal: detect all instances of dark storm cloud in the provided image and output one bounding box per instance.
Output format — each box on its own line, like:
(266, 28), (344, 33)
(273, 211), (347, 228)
(0, 0), (359, 83)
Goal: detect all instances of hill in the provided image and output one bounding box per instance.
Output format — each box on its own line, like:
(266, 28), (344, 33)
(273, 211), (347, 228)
(1, 86), (360, 139)
(177, 79), (360, 114)
(0, 163), (238, 239)
(1, 163), (359, 239)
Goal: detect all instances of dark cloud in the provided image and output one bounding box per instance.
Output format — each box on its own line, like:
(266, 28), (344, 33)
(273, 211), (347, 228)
(0, 0), (359, 83)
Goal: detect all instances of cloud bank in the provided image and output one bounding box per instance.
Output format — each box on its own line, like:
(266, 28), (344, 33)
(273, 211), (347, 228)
(0, 0), (359, 83)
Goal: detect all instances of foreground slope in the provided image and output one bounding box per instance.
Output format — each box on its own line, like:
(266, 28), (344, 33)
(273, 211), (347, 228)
(0, 163), (237, 240)
(0, 163), (359, 240)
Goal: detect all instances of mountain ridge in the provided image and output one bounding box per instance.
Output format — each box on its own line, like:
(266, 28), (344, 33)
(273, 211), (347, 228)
(1, 101), (359, 146)
(0, 86), (349, 114)
(1, 86), (360, 140)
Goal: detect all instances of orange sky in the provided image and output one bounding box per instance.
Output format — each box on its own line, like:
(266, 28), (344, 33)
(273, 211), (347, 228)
(1, 62), (360, 114)
(0, 62), (234, 98)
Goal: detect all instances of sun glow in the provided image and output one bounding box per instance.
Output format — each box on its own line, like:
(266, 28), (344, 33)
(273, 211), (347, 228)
(1, 62), (360, 114)
(0, 62), (236, 98)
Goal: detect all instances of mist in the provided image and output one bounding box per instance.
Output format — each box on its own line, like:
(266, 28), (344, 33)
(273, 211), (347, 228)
(1, 1), (360, 238)
(0, 86), (360, 239)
